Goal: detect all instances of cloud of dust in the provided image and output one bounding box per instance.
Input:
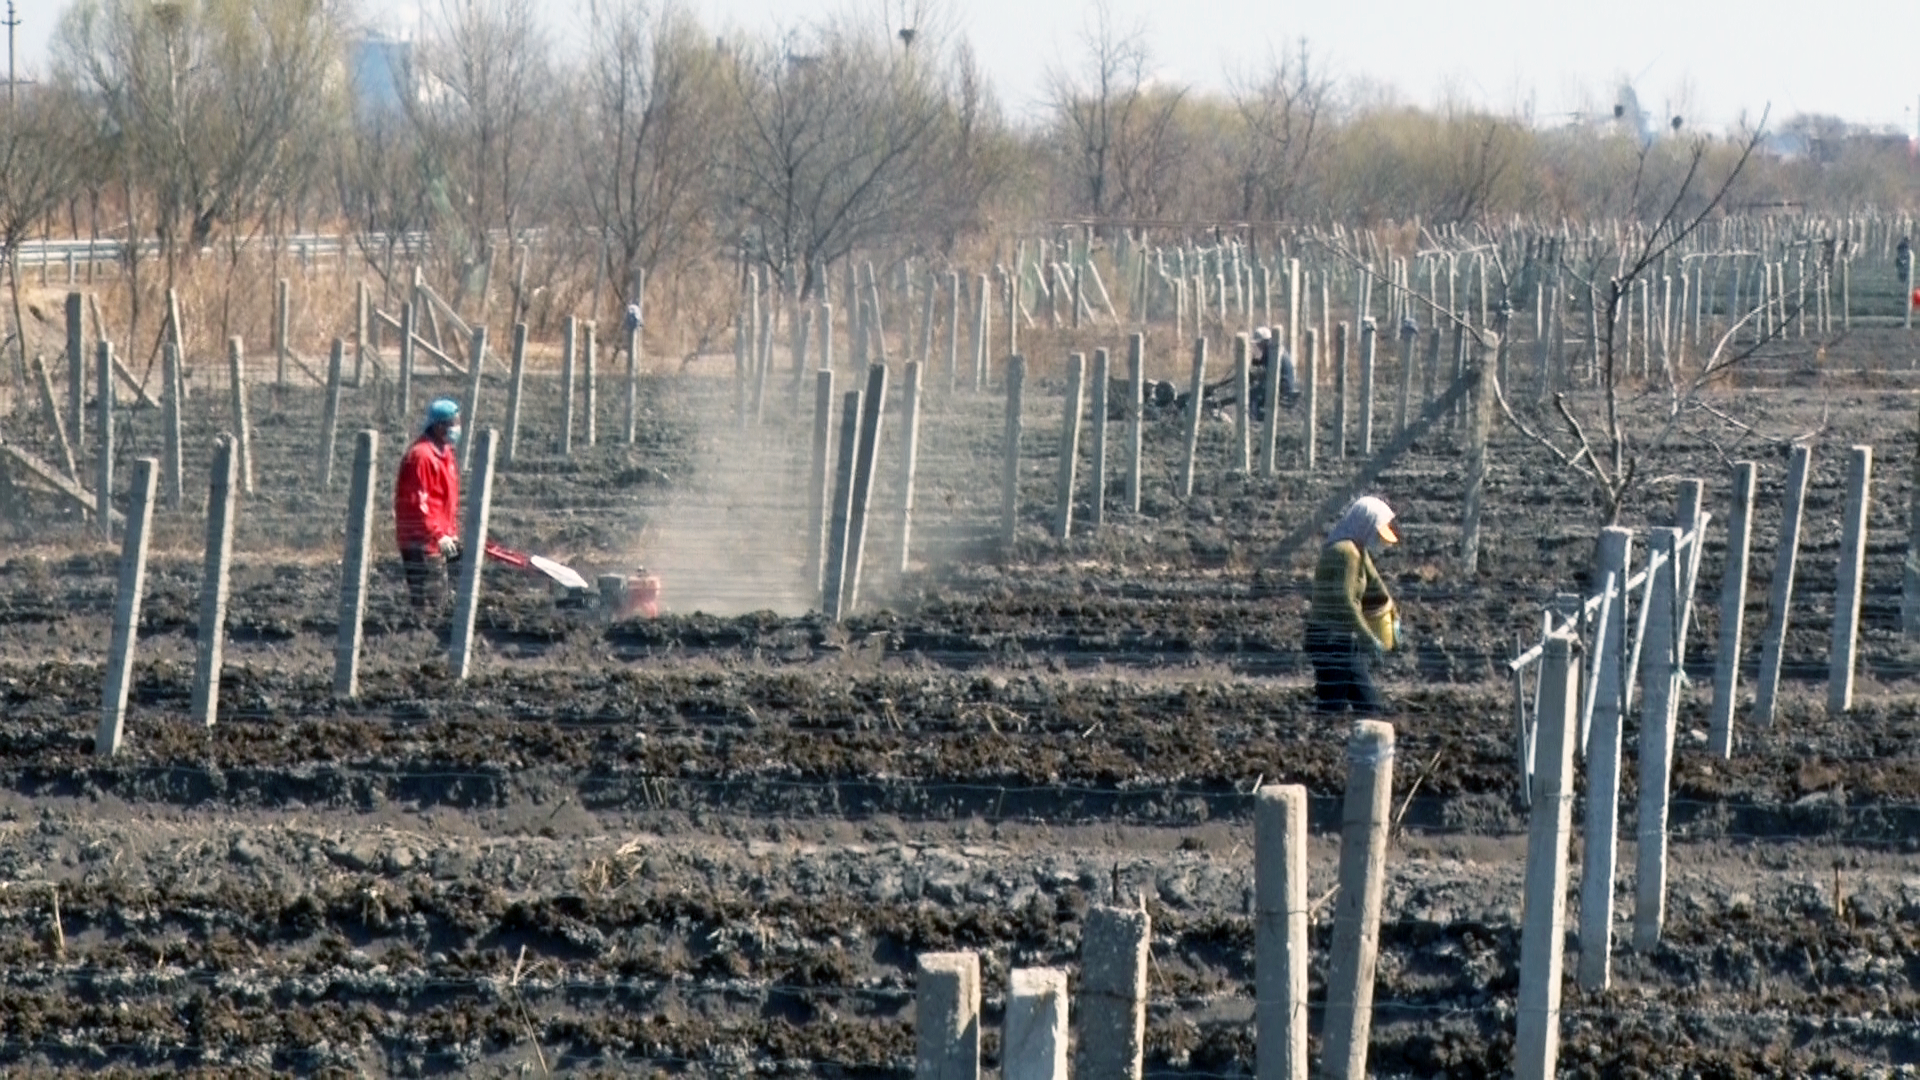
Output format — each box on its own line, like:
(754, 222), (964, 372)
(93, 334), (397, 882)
(618, 403), (819, 618)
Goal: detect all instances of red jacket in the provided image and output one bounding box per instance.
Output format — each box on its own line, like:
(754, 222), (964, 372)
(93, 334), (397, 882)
(394, 435), (460, 551)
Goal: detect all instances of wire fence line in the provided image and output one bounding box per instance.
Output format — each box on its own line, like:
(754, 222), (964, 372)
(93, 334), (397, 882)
(0, 991), (1902, 1076)
(3, 762), (1912, 848)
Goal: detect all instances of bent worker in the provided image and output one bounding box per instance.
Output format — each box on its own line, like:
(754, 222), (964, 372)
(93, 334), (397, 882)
(394, 398), (463, 611)
(1305, 495), (1399, 714)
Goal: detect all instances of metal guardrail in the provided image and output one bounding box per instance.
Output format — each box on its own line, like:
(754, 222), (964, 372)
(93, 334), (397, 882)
(9, 232), (433, 268)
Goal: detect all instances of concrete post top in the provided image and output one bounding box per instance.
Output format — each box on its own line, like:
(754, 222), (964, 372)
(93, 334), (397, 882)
(1085, 904), (1150, 936)
(917, 952), (979, 980)
(1255, 783), (1307, 810)
(1348, 719), (1395, 757)
(1009, 967), (1067, 995)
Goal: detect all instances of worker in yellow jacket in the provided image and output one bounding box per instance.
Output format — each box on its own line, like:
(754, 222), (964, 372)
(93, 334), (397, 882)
(1306, 496), (1399, 714)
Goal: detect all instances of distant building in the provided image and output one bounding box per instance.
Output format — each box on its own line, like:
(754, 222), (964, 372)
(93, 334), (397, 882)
(350, 33), (413, 117)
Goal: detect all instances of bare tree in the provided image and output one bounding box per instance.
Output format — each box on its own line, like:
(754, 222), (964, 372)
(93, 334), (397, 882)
(572, 0), (724, 310)
(55, 0), (344, 262)
(408, 0), (550, 295)
(336, 104), (432, 298)
(1046, 0), (1186, 221)
(1228, 42), (1328, 223)
(724, 15), (950, 296)
(0, 87), (83, 385)
(1496, 120), (1772, 525)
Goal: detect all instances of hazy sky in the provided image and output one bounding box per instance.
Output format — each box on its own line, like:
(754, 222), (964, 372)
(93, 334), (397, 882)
(11, 0), (1914, 135)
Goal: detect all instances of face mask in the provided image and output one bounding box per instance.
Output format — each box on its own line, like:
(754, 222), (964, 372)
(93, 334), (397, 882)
(445, 425), (462, 446)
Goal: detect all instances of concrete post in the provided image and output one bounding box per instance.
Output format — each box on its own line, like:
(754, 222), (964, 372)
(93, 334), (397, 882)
(1003, 355), (1026, 547)
(461, 326), (488, 474)
(334, 431), (379, 700)
(1286, 257), (1301, 366)
(96, 341), (113, 539)
(1321, 719), (1395, 1080)
(1754, 444), (1812, 725)
(66, 292), (84, 448)
(1461, 337), (1496, 574)
(1302, 328), (1318, 471)
(275, 278), (290, 393)
(1709, 462), (1757, 756)
(161, 343), (183, 509)
(947, 271), (962, 392)
(1516, 631), (1579, 1080)
(974, 275), (990, 390)
(919, 273), (938, 367)
(398, 301), (416, 422)
(790, 306), (811, 404)
(1633, 527), (1682, 952)
(1256, 784), (1308, 1080)
(822, 389), (861, 619)
(866, 277), (888, 365)
(1178, 338), (1207, 497)
(318, 339), (344, 490)
(355, 279), (369, 385)
(1830, 445), (1873, 714)
(1055, 353), (1085, 539)
(227, 337), (254, 496)
(809, 370), (836, 591)
(31, 355), (77, 483)
(914, 952), (980, 1080)
(189, 437), (240, 728)
(753, 307), (773, 425)
(585, 320), (600, 446)
(1906, 417), (1920, 636)
(1076, 906), (1148, 1080)
(1333, 320), (1349, 460)
(1674, 478), (1705, 646)
(840, 363), (888, 616)
(1358, 318), (1376, 455)
(1090, 348), (1109, 530)
(1396, 318), (1416, 436)
(1005, 968), (1067, 1080)
(503, 323), (528, 465)
(559, 316), (577, 456)
(896, 361), (922, 575)
(1577, 526), (1633, 992)
(626, 269), (644, 444)
(166, 288), (185, 380)
(1258, 326), (1284, 478)
(820, 301), (835, 375)
(448, 429), (498, 680)
(95, 458), (159, 757)
(1232, 333), (1251, 472)
(1126, 335), (1144, 512)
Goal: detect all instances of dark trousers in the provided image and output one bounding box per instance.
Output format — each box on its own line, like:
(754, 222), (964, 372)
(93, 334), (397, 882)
(400, 544), (460, 610)
(1306, 631), (1384, 715)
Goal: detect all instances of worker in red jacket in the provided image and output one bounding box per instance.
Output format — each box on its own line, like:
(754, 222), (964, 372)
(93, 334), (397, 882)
(394, 398), (463, 611)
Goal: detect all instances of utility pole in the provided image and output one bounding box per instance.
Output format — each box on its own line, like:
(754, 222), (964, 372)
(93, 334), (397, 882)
(4, 0), (18, 109)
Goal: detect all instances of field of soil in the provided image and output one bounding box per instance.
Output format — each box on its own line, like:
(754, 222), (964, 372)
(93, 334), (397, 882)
(0, 283), (1916, 1078)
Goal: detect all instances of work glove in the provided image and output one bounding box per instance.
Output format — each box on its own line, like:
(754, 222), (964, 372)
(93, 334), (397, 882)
(437, 535), (462, 561)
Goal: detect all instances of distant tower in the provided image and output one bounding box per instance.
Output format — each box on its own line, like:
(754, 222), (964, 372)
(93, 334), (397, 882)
(1615, 84), (1652, 142)
(350, 32), (412, 117)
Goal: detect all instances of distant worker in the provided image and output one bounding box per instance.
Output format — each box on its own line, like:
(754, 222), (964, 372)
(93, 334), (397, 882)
(395, 398), (463, 612)
(1897, 236), (1912, 285)
(1305, 496), (1400, 715)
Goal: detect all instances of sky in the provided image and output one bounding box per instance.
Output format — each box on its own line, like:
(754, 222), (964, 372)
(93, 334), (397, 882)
(10, 0), (1915, 136)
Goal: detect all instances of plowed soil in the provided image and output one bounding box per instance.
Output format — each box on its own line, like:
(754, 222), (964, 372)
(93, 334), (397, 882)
(0, 307), (1915, 1078)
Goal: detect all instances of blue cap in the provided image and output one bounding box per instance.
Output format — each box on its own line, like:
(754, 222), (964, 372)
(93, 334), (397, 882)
(424, 398), (460, 432)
